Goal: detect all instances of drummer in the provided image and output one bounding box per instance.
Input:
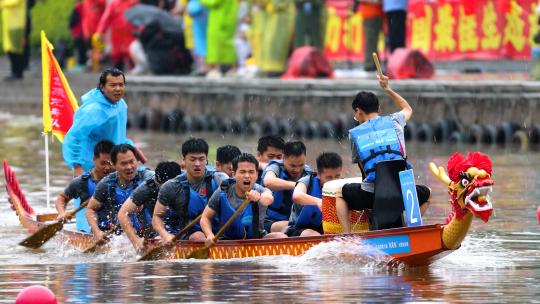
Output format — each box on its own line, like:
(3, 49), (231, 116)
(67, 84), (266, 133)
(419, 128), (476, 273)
(335, 74), (431, 233)
(287, 152), (343, 237)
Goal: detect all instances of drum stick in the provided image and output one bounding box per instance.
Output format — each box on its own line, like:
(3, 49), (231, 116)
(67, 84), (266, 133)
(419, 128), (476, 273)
(372, 52), (383, 77)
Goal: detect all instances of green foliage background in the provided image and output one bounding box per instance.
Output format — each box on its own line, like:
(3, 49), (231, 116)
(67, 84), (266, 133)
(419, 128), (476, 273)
(30, 0), (77, 46)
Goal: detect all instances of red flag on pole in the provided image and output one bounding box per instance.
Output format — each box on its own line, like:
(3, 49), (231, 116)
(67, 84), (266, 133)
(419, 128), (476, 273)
(41, 31), (78, 142)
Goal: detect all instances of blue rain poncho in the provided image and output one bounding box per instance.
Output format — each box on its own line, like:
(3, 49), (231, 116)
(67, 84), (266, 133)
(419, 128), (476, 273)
(62, 88), (133, 171)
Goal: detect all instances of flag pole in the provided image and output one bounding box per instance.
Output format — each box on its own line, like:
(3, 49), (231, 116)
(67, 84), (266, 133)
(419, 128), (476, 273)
(44, 132), (51, 209)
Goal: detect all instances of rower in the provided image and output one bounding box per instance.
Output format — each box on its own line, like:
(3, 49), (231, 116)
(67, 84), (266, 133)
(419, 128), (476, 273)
(118, 161), (182, 252)
(288, 152), (343, 237)
(215, 145), (241, 177)
(255, 135), (284, 184)
(335, 74), (431, 233)
(262, 141), (313, 233)
(86, 144), (153, 241)
(152, 138), (228, 242)
(201, 153), (287, 246)
(55, 140), (115, 232)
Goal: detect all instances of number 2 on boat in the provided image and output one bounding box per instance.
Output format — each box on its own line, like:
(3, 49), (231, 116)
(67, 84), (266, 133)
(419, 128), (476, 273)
(399, 169), (422, 227)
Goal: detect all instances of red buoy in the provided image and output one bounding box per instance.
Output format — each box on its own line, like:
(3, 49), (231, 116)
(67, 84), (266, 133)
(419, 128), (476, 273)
(537, 205), (540, 225)
(15, 285), (57, 304)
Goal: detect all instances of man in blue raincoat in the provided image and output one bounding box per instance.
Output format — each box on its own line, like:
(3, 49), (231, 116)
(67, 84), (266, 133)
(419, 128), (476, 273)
(62, 68), (147, 176)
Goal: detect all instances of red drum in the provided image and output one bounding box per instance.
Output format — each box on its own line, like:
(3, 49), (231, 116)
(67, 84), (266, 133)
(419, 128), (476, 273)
(322, 178), (370, 234)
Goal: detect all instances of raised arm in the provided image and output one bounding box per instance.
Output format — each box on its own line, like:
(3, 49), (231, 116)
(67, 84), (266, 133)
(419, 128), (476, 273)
(378, 74), (413, 121)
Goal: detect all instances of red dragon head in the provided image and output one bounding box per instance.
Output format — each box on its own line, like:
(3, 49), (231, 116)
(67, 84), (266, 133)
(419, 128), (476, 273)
(430, 152), (494, 222)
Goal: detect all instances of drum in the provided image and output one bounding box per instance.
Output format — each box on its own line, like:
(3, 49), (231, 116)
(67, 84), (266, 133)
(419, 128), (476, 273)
(322, 178), (370, 234)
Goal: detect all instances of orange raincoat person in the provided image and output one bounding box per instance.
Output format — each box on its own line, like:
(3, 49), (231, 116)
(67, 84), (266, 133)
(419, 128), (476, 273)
(96, 0), (139, 68)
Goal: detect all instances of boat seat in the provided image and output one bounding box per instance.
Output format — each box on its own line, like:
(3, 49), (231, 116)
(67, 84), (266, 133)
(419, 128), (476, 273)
(370, 159), (406, 230)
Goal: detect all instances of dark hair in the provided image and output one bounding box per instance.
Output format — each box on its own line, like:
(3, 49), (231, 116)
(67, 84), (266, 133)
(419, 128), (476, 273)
(155, 161), (182, 184)
(284, 141), (306, 157)
(98, 67), (125, 88)
(352, 91), (379, 114)
(257, 135), (285, 153)
(216, 145), (242, 164)
(93, 140), (114, 158)
(181, 138), (209, 157)
(316, 152), (343, 171)
(110, 144), (136, 164)
(232, 153), (259, 172)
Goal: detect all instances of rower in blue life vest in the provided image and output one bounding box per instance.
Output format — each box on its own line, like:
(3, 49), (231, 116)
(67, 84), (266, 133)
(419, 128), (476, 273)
(201, 153), (287, 247)
(55, 140), (115, 232)
(262, 141), (313, 233)
(86, 144), (153, 241)
(152, 138), (228, 243)
(287, 152), (343, 237)
(255, 135), (285, 184)
(215, 145), (241, 177)
(335, 74), (431, 233)
(118, 161), (182, 252)
(62, 68), (147, 177)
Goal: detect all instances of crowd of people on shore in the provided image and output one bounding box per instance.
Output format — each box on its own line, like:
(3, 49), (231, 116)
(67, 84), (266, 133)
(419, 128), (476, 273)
(52, 66), (430, 254)
(1, 0), (410, 80)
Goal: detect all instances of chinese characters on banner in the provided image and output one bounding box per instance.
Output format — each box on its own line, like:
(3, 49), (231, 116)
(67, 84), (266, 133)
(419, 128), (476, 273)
(41, 31), (78, 142)
(324, 0), (539, 61)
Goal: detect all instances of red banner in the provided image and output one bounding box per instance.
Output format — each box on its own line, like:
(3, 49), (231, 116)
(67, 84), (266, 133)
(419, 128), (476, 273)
(41, 31), (78, 142)
(324, 0), (539, 61)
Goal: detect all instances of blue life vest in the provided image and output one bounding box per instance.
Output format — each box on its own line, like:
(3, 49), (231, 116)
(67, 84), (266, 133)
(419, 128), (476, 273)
(349, 116), (408, 182)
(97, 168), (148, 233)
(74, 172), (96, 232)
(295, 174), (323, 228)
(218, 179), (260, 239)
(262, 160), (312, 221)
(166, 169), (219, 234)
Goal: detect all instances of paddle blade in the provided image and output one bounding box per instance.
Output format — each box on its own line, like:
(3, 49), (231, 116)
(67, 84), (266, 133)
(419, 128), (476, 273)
(19, 222), (64, 249)
(138, 243), (173, 261)
(187, 247), (209, 259)
(82, 237), (109, 254)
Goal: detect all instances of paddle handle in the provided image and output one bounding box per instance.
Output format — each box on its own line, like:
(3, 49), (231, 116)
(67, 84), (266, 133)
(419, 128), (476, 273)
(171, 213), (203, 242)
(64, 200), (89, 222)
(211, 195), (251, 243)
(372, 52), (383, 77)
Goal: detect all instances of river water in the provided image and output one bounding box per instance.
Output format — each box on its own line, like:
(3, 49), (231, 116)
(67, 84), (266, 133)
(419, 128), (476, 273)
(0, 113), (539, 303)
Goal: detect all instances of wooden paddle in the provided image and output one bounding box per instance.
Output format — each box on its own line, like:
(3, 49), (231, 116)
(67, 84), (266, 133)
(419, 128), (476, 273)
(83, 225), (119, 254)
(187, 196), (251, 259)
(19, 200), (89, 249)
(372, 52), (384, 77)
(137, 213), (204, 261)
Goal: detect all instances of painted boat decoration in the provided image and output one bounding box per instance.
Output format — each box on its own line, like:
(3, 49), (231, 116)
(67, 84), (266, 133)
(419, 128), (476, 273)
(4, 151), (494, 266)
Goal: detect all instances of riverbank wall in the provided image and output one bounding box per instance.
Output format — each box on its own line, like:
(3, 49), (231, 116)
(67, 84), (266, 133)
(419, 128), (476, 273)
(2, 67), (540, 147)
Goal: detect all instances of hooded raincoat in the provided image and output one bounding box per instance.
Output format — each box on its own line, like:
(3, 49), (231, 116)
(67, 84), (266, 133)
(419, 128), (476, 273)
(200, 0), (238, 65)
(62, 88), (133, 171)
(96, 0), (138, 62)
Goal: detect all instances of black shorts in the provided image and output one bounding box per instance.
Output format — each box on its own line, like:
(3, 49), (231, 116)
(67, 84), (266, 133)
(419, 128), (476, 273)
(342, 183), (430, 211)
(284, 225), (324, 237)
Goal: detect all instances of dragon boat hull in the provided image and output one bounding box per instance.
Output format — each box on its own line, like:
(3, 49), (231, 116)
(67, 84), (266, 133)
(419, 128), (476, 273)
(4, 160), (455, 265)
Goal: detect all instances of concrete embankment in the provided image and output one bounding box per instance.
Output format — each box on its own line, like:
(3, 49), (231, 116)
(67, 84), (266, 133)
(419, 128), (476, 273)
(2, 61), (540, 147)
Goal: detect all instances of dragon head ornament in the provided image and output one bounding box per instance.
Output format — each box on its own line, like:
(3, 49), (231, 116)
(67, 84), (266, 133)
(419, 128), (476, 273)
(430, 152), (494, 223)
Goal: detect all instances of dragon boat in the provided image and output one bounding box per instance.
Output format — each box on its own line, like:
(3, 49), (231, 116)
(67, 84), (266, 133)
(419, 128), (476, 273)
(4, 152), (494, 266)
